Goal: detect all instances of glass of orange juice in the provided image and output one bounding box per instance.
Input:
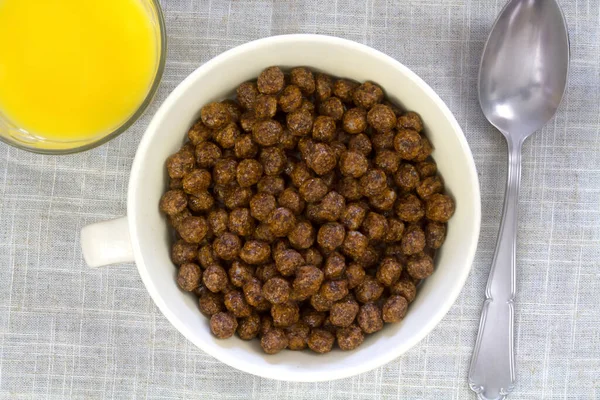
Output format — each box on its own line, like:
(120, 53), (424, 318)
(0, 0), (166, 154)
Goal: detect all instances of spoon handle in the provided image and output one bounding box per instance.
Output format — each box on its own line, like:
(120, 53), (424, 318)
(469, 137), (521, 400)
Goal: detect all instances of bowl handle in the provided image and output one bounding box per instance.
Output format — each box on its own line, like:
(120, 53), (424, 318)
(80, 217), (134, 267)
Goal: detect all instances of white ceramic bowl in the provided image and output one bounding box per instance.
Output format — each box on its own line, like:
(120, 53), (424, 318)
(81, 34), (481, 382)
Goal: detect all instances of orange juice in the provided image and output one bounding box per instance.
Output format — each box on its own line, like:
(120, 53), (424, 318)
(0, 0), (159, 143)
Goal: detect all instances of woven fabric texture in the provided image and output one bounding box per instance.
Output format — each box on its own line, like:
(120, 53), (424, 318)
(0, 0), (598, 398)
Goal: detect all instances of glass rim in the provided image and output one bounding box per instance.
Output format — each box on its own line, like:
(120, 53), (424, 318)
(0, 0), (167, 155)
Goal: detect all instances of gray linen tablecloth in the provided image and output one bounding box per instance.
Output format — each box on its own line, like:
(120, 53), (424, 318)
(1, 0), (599, 398)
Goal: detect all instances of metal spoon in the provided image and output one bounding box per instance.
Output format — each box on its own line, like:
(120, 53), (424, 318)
(468, 1), (569, 399)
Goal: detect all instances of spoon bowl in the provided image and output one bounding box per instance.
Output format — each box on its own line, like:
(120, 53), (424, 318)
(479, 0), (569, 139)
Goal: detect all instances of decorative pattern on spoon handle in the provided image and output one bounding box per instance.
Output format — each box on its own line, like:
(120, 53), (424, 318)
(468, 137), (521, 400)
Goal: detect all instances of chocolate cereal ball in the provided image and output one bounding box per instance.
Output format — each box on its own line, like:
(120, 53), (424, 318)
(374, 150), (401, 174)
(348, 133), (372, 156)
(337, 177), (362, 201)
(384, 218), (405, 243)
(263, 277), (291, 305)
(416, 161), (437, 178)
(287, 109), (314, 137)
(197, 244), (218, 268)
(371, 131), (395, 151)
(286, 322), (311, 350)
(307, 329), (335, 354)
(213, 232), (242, 260)
(160, 189), (187, 215)
(268, 207), (297, 237)
(187, 120), (212, 145)
(425, 193), (455, 222)
(250, 192), (277, 222)
(301, 248), (323, 268)
(382, 295), (408, 323)
(288, 221), (315, 249)
(300, 178), (328, 203)
(317, 191), (345, 221)
(228, 260), (254, 287)
(252, 119), (282, 147)
(237, 313), (261, 340)
(369, 188), (397, 212)
(240, 240), (271, 264)
(317, 223), (346, 252)
(293, 265), (324, 299)
(302, 309), (326, 328)
(337, 324), (364, 350)
(361, 212), (388, 241)
(234, 134), (258, 159)
(342, 231), (369, 260)
(224, 290), (253, 318)
(342, 108), (368, 134)
(274, 249), (304, 276)
(390, 279), (417, 303)
(182, 169), (211, 196)
(199, 290), (224, 316)
(376, 257), (403, 287)
(330, 298), (359, 327)
(169, 209), (191, 230)
(239, 111), (257, 132)
(228, 208), (255, 237)
(353, 82), (383, 109)
(394, 163), (420, 191)
(212, 159), (237, 185)
(166, 151), (195, 179)
(277, 188), (305, 215)
(195, 142), (222, 168)
(320, 279), (349, 302)
(171, 240), (198, 265)
(210, 312), (238, 339)
(178, 216), (209, 244)
(236, 159), (263, 187)
(407, 252), (434, 279)
(279, 85), (303, 113)
(333, 79), (359, 103)
(257, 176), (285, 195)
(426, 221), (446, 249)
(243, 277), (265, 307)
(261, 328), (288, 354)
(359, 169), (387, 197)
(188, 192), (214, 213)
(367, 104), (397, 132)
(315, 73), (333, 101)
(355, 276), (384, 303)
(214, 122), (240, 149)
(257, 66), (285, 95)
(397, 111), (423, 132)
(307, 143), (337, 175)
(416, 176), (443, 200)
(394, 129), (423, 160)
(272, 302), (300, 328)
(324, 252), (346, 279)
(340, 150), (368, 178)
(254, 94), (277, 119)
(400, 224), (426, 256)
(201, 102), (230, 129)
(319, 97), (345, 121)
(395, 194), (425, 223)
(312, 116), (337, 142)
(260, 147), (287, 176)
(290, 67), (315, 95)
(358, 303), (383, 334)
(177, 263), (202, 291)
(237, 81), (259, 110)
(340, 203), (368, 230)
(223, 185), (253, 209)
(203, 264), (228, 293)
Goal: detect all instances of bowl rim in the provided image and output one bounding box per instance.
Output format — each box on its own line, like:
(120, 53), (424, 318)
(129, 34), (481, 382)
